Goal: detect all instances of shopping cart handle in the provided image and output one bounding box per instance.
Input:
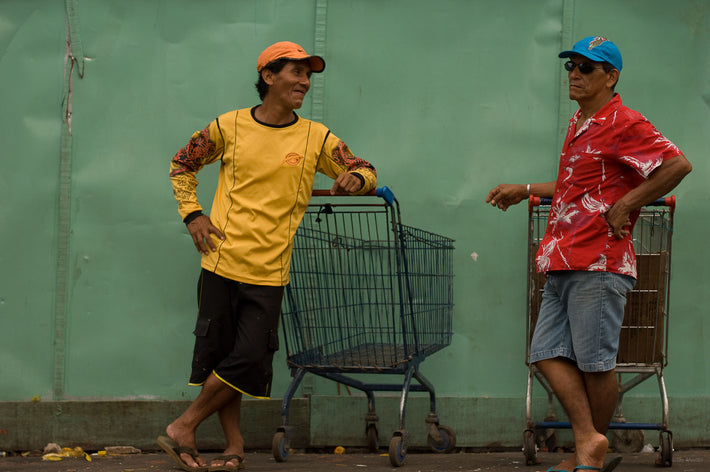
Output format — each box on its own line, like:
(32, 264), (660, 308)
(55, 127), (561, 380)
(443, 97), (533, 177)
(647, 195), (676, 209)
(530, 195), (676, 211)
(310, 186), (396, 206)
(375, 186), (395, 206)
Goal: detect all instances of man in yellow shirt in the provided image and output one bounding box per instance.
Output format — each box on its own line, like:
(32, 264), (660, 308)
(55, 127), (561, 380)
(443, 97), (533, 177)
(159, 41), (376, 471)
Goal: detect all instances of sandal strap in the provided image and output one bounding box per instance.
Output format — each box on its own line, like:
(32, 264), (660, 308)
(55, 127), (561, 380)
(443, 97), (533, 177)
(214, 454), (243, 462)
(175, 446), (200, 460)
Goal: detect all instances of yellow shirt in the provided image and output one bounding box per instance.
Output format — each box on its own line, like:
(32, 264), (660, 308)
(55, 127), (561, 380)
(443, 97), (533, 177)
(169, 107), (377, 285)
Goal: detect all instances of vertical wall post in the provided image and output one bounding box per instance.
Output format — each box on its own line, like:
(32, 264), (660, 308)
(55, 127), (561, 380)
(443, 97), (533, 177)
(55, 0), (85, 400)
(556, 0), (575, 155)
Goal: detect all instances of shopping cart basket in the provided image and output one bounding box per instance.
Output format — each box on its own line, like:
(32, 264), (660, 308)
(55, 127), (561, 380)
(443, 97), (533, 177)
(523, 196), (676, 467)
(272, 187), (455, 467)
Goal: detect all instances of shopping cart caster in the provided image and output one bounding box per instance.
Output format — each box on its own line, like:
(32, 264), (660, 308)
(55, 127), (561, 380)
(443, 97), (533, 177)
(523, 429), (540, 466)
(272, 429), (289, 462)
(366, 423), (379, 452)
(427, 424), (456, 453)
(611, 428), (645, 452)
(388, 431), (409, 467)
(658, 431), (673, 467)
(536, 428), (558, 452)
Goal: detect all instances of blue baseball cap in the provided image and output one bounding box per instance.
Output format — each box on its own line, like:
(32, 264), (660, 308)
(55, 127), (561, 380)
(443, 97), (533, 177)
(558, 36), (623, 72)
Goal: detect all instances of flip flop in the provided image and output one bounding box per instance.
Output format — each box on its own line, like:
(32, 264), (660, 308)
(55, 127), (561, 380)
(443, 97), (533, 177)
(572, 455), (623, 472)
(157, 435), (207, 472)
(602, 456), (623, 472)
(209, 454), (245, 471)
(547, 468), (571, 472)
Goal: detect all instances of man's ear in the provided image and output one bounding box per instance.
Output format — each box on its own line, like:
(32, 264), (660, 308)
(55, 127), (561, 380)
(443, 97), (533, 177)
(262, 69), (273, 85)
(607, 69), (619, 88)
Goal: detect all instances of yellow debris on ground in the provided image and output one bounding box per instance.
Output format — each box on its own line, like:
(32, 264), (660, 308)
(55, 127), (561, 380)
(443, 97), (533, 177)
(41, 446), (91, 462)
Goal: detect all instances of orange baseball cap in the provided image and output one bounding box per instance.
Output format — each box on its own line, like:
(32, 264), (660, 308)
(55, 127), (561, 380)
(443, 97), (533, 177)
(256, 41), (325, 73)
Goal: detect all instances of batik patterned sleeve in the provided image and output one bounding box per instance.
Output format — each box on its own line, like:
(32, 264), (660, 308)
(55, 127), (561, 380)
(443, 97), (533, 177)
(317, 133), (377, 195)
(169, 122), (223, 220)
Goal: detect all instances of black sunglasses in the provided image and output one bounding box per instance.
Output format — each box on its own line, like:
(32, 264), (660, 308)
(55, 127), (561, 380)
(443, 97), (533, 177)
(564, 60), (603, 74)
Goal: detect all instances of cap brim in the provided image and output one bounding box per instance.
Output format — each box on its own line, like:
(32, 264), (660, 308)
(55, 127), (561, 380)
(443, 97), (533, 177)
(559, 49), (611, 65)
(278, 55), (325, 73)
(307, 56), (325, 73)
(559, 50), (622, 71)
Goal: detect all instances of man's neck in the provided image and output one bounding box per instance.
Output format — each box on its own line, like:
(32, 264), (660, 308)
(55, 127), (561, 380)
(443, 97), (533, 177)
(577, 92), (615, 122)
(254, 102), (296, 126)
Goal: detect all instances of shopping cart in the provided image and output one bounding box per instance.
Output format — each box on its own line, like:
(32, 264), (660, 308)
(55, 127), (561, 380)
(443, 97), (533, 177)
(523, 196), (676, 467)
(272, 187), (456, 467)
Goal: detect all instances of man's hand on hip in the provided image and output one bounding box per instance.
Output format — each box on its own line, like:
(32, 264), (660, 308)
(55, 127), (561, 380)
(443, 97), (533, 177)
(187, 215), (225, 255)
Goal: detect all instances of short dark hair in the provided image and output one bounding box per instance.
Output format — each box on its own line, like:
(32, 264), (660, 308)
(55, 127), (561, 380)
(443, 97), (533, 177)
(255, 58), (290, 100)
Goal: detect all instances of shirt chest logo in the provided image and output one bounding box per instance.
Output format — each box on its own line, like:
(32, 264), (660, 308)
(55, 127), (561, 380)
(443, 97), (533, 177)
(281, 152), (304, 167)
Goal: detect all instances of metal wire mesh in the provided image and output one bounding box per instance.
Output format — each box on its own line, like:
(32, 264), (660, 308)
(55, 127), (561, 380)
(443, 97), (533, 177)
(281, 201), (454, 373)
(525, 201), (674, 367)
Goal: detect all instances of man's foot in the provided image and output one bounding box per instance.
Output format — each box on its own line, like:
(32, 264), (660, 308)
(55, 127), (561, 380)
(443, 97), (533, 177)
(164, 423), (207, 469)
(157, 435), (207, 471)
(574, 432), (608, 470)
(210, 453), (245, 470)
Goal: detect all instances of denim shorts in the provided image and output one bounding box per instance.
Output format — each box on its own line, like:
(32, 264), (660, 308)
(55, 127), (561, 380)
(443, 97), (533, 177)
(529, 270), (636, 372)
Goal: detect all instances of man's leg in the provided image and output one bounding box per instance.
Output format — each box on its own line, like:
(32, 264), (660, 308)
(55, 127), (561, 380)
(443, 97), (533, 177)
(536, 358), (608, 470)
(166, 373), (239, 468)
(210, 393), (245, 468)
(584, 369), (618, 434)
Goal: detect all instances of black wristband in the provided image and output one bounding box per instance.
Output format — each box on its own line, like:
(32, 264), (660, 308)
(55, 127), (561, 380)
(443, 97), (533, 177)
(351, 172), (365, 190)
(183, 211), (203, 225)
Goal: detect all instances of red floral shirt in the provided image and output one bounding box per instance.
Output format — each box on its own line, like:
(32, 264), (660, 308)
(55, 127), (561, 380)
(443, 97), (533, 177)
(536, 94), (681, 278)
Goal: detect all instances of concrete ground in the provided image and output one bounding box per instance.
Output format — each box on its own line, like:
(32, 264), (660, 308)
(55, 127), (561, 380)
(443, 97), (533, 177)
(0, 448), (708, 472)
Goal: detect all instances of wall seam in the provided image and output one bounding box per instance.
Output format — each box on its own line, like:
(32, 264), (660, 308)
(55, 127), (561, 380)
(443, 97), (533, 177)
(556, 0), (575, 162)
(309, 0), (329, 199)
(55, 0), (85, 401)
(311, 0), (327, 123)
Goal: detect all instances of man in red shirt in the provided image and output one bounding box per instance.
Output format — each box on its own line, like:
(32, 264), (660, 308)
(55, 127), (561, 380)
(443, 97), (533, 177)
(486, 36), (691, 472)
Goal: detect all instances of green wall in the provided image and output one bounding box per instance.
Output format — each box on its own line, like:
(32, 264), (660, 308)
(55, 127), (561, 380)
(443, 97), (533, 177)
(1, 0), (708, 448)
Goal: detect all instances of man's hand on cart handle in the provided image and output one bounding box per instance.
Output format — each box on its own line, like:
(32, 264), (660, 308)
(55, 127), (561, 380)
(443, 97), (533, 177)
(330, 172), (364, 195)
(187, 214), (225, 255)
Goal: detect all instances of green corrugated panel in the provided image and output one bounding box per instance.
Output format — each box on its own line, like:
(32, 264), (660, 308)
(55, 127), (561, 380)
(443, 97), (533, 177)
(0, 1), (706, 414)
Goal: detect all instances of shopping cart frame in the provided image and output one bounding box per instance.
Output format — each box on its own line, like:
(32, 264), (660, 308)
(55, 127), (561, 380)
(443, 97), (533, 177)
(272, 187), (456, 467)
(523, 196), (676, 467)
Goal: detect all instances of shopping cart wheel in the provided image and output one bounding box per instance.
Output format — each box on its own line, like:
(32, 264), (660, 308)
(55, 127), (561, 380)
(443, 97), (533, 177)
(272, 431), (289, 462)
(611, 429), (644, 452)
(536, 428), (558, 452)
(523, 429), (539, 466)
(366, 423), (379, 452)
(427, 424), (456, 453)
(388, 433), (407, 467)
(658, 431), (673, 467)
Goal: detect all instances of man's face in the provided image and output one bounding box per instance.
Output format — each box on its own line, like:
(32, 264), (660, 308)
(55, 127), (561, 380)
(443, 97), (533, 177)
(566, 54), (617, 102)
(265, 60), (312, 109)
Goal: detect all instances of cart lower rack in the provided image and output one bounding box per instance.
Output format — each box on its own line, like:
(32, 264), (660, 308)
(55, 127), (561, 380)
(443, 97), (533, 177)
(273, 187), (455, 467)
(523, 196), (676, 468)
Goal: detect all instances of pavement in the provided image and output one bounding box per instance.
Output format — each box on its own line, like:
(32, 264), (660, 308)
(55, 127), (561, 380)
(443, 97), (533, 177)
(0, 448), (709, 472)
